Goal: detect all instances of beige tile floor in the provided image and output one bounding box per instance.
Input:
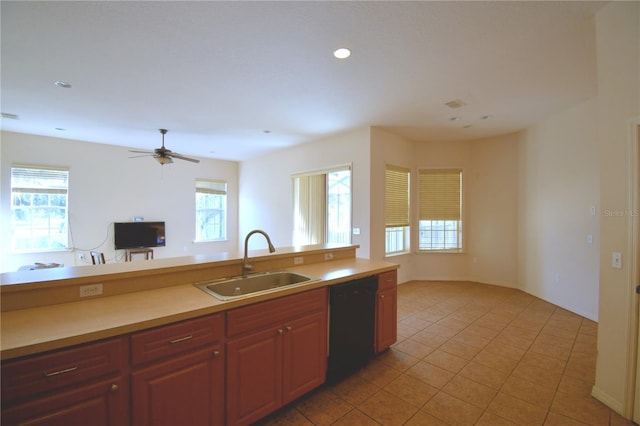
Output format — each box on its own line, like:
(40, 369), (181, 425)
(258, 281), (636, 426)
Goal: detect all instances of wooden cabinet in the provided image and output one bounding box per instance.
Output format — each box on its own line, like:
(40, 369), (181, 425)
(130, 313), (225, 426)
(1, 337), (128, 426)
(376, 270), (398, 353)
(225, 288), (327, 426)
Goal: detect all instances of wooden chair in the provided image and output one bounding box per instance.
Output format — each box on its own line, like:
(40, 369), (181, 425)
(90, 251), (106, 265)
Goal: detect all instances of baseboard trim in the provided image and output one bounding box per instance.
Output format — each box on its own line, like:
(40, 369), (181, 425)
(591, 385), (624, 416)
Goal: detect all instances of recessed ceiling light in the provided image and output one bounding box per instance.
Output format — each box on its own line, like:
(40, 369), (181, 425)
(54, 80), (72, 88)
(463, 125), (473, 128)
(445, 99), (466, 109)
(449, 116), (462, 121)
(481, 115), (493, 120)
(263, 130), (271, 134)
(55, 128), (66, 131)
(333, 48), (351, 59)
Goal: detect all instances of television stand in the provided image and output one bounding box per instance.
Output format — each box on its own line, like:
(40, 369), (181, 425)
(125, 248), (154, 262)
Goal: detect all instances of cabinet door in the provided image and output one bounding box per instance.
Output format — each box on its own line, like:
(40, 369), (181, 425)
(2, 376), (128, 426)
(282, 311), (327, 404)
(376, 288), (398, 353)
(226, 327), (283, 426)
(131, 348), (224, 426)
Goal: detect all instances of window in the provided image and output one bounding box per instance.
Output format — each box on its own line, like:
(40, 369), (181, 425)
(195, 179), (227, 241)
(418, 169), (463, 251)
(326, 169), (351, 244)
(292, 167), (351, 246)
(385, 165), (410, 255)
(11, 165), (69, 251)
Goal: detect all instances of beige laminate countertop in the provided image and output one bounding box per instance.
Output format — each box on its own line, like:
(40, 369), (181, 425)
(1, 258), (397, 361)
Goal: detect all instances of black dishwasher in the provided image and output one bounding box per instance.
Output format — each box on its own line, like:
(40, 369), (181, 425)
(327, 276), (378, 382)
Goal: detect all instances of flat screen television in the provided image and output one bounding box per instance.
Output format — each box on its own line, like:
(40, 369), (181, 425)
(114, 221), (166, 250)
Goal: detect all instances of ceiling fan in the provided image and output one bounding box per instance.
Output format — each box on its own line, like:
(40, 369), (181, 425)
(129, 129), (200, 165)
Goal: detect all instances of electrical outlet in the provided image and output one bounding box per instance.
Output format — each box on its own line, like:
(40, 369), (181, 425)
(324, 253), (334, 260)
(293, 257), (304, 265)
(79, 283), (103, 297)
(79, 253), (85, 260)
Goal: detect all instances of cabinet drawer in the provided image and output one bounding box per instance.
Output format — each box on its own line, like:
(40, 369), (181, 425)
(227, 287), (327, 338)
(1, 337), (127, 403)
(378, 270), (397, 290)
(131, 313), (224, 366)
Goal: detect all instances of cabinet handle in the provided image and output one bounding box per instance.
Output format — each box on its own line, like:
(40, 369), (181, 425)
(110, 384), (119, 393)
(285, 326), (292, 332)
(43, 365), (78, 377)
(213, 350), (220, 357)
(169, 335), (193, 344)
(277, 329), (284, 334)
(380, 294), (385, 299)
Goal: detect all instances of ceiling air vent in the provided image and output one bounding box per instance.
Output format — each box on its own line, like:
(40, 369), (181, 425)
(1, 112), (20, 120)
(444, 99), (466, 109)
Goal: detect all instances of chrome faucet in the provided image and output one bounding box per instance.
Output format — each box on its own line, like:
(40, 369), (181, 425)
(242, 229), (276, 277)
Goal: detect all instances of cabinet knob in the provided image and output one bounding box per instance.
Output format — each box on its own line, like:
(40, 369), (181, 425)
(110, 384), (119, 393)
(380, 294), (385, 299)
(277, 329), (284, 334)
(213, 350), (220, 357)
(285, 326), (292, 332)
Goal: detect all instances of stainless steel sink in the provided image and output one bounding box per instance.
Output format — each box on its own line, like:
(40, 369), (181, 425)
(194, 271), (319, 300)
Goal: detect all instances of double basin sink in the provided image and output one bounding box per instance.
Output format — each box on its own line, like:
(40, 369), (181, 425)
(195, 271), (319, 300)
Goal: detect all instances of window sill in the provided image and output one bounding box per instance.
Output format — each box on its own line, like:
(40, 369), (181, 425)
(385, 251), (410, 258)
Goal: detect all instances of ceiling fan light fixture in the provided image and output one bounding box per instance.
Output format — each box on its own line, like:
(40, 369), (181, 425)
(156, 156), (172, 165)
(129, 128), (200, 165)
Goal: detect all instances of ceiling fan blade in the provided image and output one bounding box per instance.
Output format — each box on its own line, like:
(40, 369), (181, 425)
(129, 149), (154, 154)
(170, 152), (200, 163)
(128, 154), (155, 159)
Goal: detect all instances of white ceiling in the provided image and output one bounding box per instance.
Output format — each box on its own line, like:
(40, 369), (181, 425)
(1, 1), (605, 162)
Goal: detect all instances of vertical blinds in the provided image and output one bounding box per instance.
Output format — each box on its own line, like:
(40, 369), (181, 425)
(293, 174), (326, 245)
(385, 165), (410, 227)
(419, 169), (462, 221)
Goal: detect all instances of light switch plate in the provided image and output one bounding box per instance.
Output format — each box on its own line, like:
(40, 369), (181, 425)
(612, 252), (623, 269)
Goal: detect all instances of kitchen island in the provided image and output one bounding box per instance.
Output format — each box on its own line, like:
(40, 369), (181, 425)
(1, 244), (398, 425)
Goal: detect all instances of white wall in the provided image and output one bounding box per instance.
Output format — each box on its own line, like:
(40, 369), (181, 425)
(593, 1), (640, 416)
(238, 128), (372, 256)
(0, 131), (239, 272)
(370, 127), (519, 287)
(467, 133), (519, 288)
(517, 99), (600, 320)
(370, 127), (415, 283)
